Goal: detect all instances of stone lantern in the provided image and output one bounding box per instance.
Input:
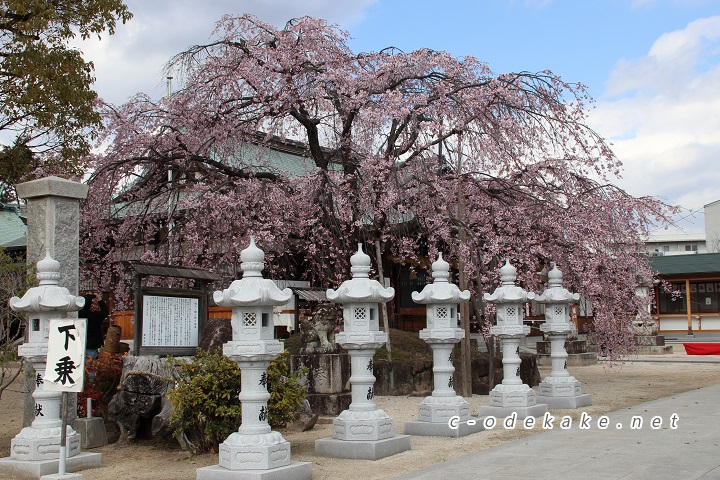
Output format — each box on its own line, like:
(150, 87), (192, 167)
(535, 264), (592, 408)
(404, 253), (483, 437)
(197, 237), (311, 480)
(478, 259), (547, 419)
(315, 244), (410, 460)
(0, 253), (102, 476)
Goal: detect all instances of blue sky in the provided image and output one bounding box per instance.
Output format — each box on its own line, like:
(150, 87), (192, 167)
(77, 0), (720, 233)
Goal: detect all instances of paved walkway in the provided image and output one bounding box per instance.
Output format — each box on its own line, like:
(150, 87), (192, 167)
(398, 382), (720, 479)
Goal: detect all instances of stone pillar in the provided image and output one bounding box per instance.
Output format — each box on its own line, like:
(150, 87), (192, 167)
(16, 176), (88, 296)
(315, 245), (410, 460)
(478, 260), (548, 419)
(0, 254), (101, 478)
(197, 237), (311, 480)
(17, 176), (87, 429)
(535, 264), (592, 408)
(404, 253), (483, 437)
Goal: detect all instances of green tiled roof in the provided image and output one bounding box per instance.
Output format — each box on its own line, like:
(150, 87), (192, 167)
(0, 206), (26, 248)
(649, 253), (720, 276)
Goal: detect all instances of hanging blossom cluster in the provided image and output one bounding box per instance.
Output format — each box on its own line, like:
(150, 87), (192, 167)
(80, 14), (675, 357)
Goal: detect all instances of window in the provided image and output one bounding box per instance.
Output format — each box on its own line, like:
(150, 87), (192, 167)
(243, 312), (257, 326)
(685, 244), (698, 252)
(662, 246), (670, 252)
(657, 282), (720, 314)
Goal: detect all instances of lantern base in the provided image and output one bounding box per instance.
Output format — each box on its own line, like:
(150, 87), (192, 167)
(536, 393), (592, 409)
(539, 376), (583, 396)
(404, 416), (484, 437)
(416, 395), (471, 423)
(478, 383), (548, 419)
(331, 409), (394, 441)
(0, 452), (101, 478)
(218, 438), (291, 470)
(197, 461), (312, 480)
(486, 383), (539, 408)
(11, 429), (81, 461)
(477, 403), (548, 420)
(315, 434), (411, 460)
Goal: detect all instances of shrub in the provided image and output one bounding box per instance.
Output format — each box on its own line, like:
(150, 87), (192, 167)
(167, 349), (306, 454)
(78, 351), (123, 418)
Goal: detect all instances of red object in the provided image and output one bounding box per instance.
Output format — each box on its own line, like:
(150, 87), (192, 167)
(684, 343), (720, 355)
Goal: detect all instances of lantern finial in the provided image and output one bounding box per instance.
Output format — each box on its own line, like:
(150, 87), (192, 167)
(350, 243), (371, 278)
(240, 236), (264, 277)
(500, 259), (517, 285)
(431, 253), (450, 283)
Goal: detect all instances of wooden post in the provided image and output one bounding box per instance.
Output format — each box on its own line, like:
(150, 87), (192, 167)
(456, 134), (472, 397)
(686, 279), (693, 335)
(375, 238), (392, 361)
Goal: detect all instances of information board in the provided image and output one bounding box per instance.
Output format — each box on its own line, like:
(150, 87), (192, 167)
(141, 295), (199, 347)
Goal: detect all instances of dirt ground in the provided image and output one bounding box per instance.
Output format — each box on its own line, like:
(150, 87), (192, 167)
(2, 347), (720, 480)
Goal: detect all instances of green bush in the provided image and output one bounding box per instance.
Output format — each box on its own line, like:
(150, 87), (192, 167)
(168, 349), (306, 454)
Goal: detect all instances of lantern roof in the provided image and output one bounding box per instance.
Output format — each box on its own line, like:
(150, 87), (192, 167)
(9, 252), (84, 313)
(326, 244), (395, 303)
(535, 264), (580, 304)
(213, 237), (293, 307)
(412, 253), (470, 304)
(483, 259), (535, 304)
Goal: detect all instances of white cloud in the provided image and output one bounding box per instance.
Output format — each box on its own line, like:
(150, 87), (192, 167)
(590, 16), (720, 229)
(74, 0), (377, 105)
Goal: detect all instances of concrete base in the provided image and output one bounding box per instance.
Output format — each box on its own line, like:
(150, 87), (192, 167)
(538, 352), (597, 366)
(0, 452), (101, 478)
(40, 473), (84, 480)
(315, 435), (411, 460)
(73, 417), (108, 449)
(536, 393), (593, 409)
(404, 417), (484, 437)
(635, 345), (673, 355)
(219, 439), (290, 471)
(197, 461), (312, 480)
(477, 403), (548, 420)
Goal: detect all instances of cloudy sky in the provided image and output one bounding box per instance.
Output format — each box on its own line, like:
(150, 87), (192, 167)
(76, 0), (720, 233)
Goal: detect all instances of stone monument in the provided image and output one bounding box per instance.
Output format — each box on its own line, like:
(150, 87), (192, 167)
(292, 303), (351, 416)
(404, 253), (483, 437)
(632, 283), (672, 354)
(0, 254), (102, 478)
(315, 244), (411, 460)
(478, 260), (547, 419)
(535, 264), (592, 409)
(196, 237), (311, 480)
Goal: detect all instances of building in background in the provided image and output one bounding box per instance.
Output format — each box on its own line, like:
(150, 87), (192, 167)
(705, 200), (720, 253)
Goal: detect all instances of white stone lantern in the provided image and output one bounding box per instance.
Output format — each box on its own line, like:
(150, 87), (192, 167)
(478, 259), (547, 419)
(197, 237), (311, 480)
(315, 244), (410, 460)
(7, 253), (84, 461)
(535, 264), (592, 408)
(404, 253), (483, 437)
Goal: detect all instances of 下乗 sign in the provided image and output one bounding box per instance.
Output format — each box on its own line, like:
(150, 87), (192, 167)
(44, 318), (87, 392)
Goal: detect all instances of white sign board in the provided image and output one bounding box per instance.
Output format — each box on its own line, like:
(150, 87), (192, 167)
(44, 319), (87, 393)
(142, 295), (199, 347)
